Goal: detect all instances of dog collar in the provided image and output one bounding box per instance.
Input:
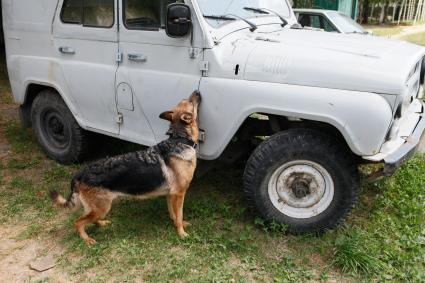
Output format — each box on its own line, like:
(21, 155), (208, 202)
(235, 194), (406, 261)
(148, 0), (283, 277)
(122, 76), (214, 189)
(187, 141), (198, 149)
(173, 137), (198, 149)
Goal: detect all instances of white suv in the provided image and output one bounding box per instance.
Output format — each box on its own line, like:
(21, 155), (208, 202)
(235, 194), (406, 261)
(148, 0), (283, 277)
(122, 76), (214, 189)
(3, 0), (425, 233)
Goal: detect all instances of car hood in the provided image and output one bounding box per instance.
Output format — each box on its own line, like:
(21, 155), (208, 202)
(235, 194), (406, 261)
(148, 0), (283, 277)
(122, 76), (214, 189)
(215, 28), (425, 95)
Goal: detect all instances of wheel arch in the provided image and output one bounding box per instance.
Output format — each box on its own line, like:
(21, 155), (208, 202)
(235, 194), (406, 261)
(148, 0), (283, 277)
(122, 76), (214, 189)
(229, 112), (356, 156)
(247, 113), (350, 147)
(19, 81), (84, 129)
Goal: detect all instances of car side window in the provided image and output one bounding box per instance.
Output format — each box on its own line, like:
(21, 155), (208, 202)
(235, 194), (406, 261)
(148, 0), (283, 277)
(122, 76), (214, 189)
(62, 0), (83, 24)
(299, 14), (321, 29)
(61, 0), (114, 28)
(309, 15), (321, 29)
(322, 18), (337, 32)
(123, 0), (178, 31)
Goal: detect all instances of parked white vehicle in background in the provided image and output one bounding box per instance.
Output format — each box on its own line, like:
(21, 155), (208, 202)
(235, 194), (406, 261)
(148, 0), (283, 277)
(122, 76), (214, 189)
(3, 0), (425, 233)
(294, 8), (368, 34)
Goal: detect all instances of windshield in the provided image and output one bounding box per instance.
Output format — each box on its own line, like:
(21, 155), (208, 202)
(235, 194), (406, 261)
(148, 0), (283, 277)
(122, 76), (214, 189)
(327, 12), (365, 33)
(197, 0), (292, 28)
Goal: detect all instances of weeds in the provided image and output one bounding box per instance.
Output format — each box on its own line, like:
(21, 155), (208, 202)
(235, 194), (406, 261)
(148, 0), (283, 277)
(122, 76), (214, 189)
(333, 227), (382, 275)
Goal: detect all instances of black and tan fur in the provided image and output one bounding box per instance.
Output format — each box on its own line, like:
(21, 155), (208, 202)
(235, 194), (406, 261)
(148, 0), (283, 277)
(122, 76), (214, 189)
(50, 91), (201, 245)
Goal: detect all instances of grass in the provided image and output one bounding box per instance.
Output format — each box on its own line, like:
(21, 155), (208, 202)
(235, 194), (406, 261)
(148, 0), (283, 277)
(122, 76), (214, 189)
(333, 229), (382, 275)
(365, 24), (405, 37)
(0, 35), (425, 281)
(1, 108), (424, 282)
(401, 32), (425, 46)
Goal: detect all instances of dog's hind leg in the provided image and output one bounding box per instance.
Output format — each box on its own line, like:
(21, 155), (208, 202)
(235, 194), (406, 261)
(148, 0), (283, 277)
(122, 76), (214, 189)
(75, 186), (114, 245)
(75, 212), (99, 245)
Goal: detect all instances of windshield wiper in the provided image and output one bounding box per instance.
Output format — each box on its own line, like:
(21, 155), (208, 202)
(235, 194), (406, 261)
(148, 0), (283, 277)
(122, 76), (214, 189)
(243, 7), (269, 14)
(204, 14), (257, 32)
(244, 7), (288, 27)
(227, 14), (257, 32)
(203, 15), (236, 21)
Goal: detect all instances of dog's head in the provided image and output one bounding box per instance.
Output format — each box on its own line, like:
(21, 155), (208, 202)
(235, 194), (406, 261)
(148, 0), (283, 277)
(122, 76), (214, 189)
(159, 91), (201, 142)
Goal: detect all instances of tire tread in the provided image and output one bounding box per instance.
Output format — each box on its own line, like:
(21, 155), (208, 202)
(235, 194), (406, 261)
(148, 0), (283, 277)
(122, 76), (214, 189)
(243, 128), (359, 233)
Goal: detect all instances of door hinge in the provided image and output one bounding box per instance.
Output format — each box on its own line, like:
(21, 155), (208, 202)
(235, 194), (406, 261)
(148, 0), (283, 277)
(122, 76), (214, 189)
(116, 113), (123, 124)
(115, 51), (123, 63)
(199, 61), (209, 72)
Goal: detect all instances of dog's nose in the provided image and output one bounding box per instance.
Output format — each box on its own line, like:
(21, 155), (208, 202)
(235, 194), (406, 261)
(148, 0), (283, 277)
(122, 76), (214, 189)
(190, 91), (201, 103)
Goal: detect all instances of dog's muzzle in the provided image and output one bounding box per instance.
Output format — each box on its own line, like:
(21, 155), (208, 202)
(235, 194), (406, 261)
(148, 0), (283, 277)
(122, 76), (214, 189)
(190, 91), (202, 104)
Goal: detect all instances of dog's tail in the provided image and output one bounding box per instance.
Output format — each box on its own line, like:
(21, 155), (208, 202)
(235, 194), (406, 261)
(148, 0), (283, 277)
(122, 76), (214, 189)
(49, 178), (79, 209)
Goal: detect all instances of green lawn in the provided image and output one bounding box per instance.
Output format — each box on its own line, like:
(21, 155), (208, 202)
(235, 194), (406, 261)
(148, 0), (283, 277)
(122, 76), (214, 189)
(401, 32), (425, 46)
(365, 24), (425, 47)
(365, 25), (405, 37)
(0, 34), (425, 282)
(1, 118), (424, 282)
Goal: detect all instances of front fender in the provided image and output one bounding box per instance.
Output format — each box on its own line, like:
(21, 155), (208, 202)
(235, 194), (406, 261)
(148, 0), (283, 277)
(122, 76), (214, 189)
(198, 78), (393, 160)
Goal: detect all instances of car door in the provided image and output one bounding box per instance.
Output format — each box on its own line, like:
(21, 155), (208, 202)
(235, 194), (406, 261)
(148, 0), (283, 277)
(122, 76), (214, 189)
(53, 0), (119, 134)
(116, 0), (202, 145)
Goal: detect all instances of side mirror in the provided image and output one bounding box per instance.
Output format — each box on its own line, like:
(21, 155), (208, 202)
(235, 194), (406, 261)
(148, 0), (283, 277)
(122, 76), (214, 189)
(166, 3), (191, 38)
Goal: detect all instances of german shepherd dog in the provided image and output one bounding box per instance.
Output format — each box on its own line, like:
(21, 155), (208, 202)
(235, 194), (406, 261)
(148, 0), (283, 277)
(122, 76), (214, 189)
(50, 91), (201, 245)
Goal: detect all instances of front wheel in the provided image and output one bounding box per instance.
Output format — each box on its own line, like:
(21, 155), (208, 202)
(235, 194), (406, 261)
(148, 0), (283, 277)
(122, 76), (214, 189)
(243, 128), (359, 233)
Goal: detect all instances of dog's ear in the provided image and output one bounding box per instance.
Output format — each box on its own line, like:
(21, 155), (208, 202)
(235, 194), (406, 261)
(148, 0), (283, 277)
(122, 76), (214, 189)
(180, 113), (193, 124)
(159, 111), (173, 121)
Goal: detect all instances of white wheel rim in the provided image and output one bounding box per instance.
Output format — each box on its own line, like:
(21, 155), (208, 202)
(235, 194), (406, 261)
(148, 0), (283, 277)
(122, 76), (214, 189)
(268, 160), (334, 219)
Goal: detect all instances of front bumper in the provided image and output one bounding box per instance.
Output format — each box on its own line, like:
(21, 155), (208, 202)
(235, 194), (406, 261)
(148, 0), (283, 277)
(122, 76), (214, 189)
(383, 111), (425, 176)
(363, 96), (425, 179)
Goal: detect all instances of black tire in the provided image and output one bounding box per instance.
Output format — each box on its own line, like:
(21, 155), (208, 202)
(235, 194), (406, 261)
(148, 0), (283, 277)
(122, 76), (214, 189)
(243, 128), (359, 233)
(31, 90), (91, 164)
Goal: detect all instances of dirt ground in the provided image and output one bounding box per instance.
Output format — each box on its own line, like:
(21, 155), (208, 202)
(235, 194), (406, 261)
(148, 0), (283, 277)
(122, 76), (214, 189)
(0, 104), (74, 282)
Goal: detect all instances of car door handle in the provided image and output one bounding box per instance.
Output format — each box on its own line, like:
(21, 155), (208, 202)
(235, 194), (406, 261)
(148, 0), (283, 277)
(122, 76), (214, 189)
(128, 53), (147, 62)
(58, 46), (75, 54)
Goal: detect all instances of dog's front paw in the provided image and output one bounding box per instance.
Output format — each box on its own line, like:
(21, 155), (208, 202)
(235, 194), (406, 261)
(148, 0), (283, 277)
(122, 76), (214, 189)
(178, 230), (189, 238)
(85, 237), (97, 245)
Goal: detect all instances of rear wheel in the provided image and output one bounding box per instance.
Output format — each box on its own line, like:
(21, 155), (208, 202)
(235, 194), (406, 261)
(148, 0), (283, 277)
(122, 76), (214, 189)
(243, 128), (359, 233)
(31, 90), (91, 164)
